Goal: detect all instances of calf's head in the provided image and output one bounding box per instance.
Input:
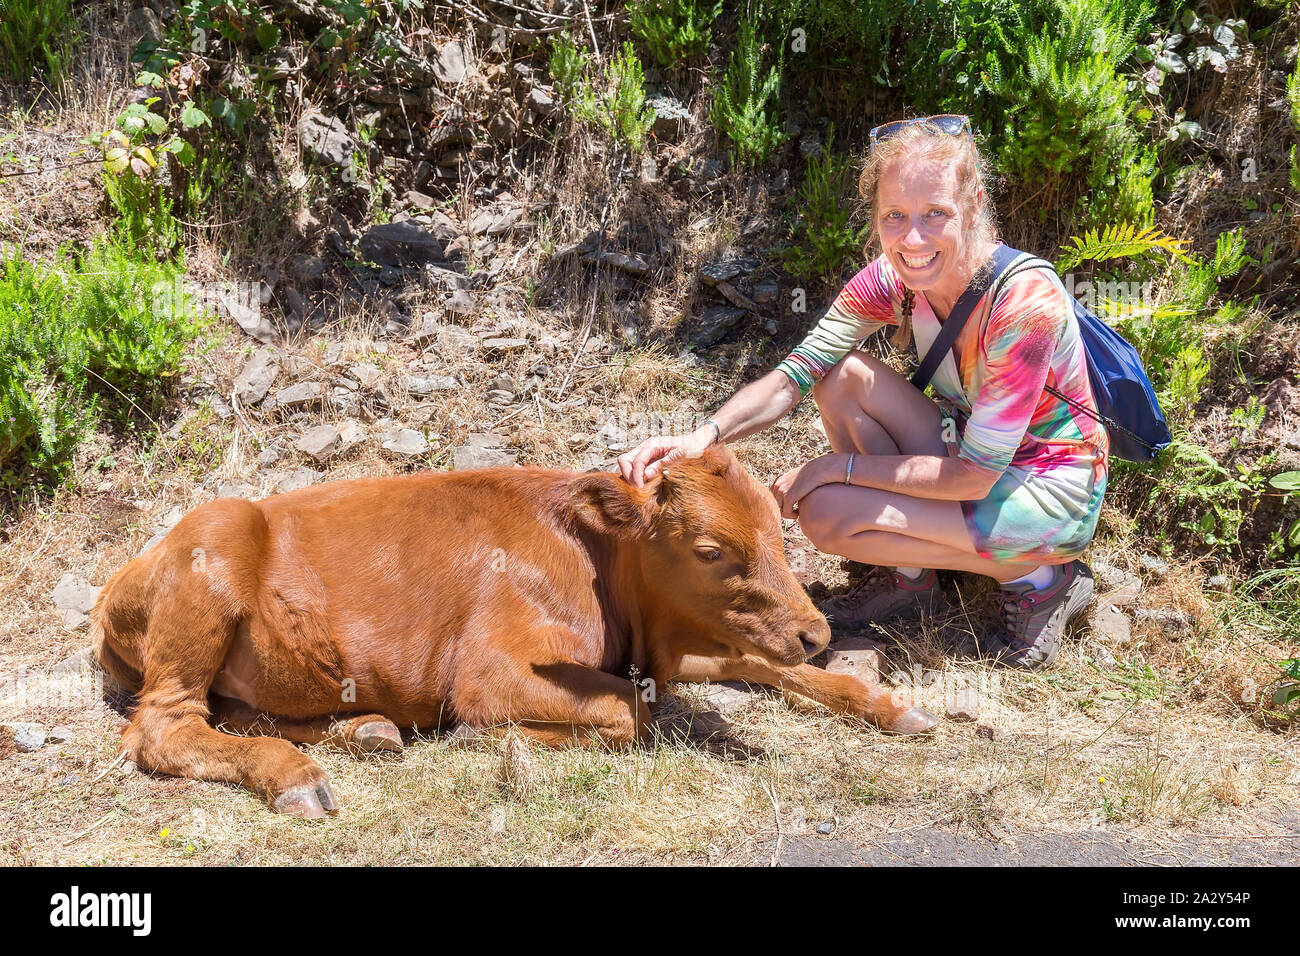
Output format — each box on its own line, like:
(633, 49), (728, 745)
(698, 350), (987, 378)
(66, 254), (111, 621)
(574, 444), (831, 667)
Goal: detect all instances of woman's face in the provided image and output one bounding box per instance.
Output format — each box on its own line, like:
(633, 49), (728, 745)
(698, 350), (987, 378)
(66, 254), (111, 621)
(875, 153), (976, 298)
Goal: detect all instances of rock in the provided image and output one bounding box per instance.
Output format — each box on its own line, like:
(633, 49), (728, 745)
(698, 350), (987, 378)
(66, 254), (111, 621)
(403, 374), (459, 396)
(480, 336), (529, 352)
(256, 445), (283, 469)
(438, 325), (480, 353)
(799, 131), (822, 158)
(445, 290), (478, 316)
(221, 290), (277, 343)
(1093, 561), (1142, 606)
(52, 572), (100, 616)
(1086, 603), (1131, 645)
(1, 722), (46, 753)
(975, 724), (998, 741)
(423, 263), (471, 291)
(453, 434), (518, 469)
(694, 681), (756, 715)
(647, 94), (690, 140)
(821, 635), (885, 682)
(288, 254), (325, 288)
(359, 221), (444, 267)
(263, 380), (323, 411)
(699, 257), (760, 286)
(48, 726), (73, 744)
(693, 305), (745, 347)
(433, 41), (468, 84)
(1133, 607), (1193, 631)
(945, 688), (979, 722)
(233, 347), (282, 405)
(752, 279), (779, 305)
(464, 205), (523, 236)
(526, 86), (558, 116)
(347, 362), (382, 388)
(298, 111), (355, 168)
(336, 419), (366, 455)
(381, 428), (429, 457)
(216, 479), (256, 499)
(270, 466), (321, 494)
(817, 821), (835, 836)
(295, 424), (341, 462)
(714, 279), (759, 312)
(124, 6), (164, 45)
(582, 249), (651, 276)
(1138, 553), (1169, 576)
(1207, 574), (1229, 590)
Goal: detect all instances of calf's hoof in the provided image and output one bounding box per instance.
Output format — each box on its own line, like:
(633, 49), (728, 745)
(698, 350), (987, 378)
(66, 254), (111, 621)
(270, 778), (339, 818)
(884, 706), (940, 736)
(351, 718), (404, 753)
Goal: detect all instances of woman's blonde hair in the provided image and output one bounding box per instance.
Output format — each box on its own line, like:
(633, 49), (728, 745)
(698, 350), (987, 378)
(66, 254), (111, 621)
(857, 121), (999, 349)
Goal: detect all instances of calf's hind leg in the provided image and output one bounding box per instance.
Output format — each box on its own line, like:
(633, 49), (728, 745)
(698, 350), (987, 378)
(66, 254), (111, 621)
(210, 697), (404, 754)
(123, 590), (340, 818)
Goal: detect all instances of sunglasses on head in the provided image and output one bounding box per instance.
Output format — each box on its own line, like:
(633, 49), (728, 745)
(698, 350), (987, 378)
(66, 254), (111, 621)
(869, 114), (974, 150)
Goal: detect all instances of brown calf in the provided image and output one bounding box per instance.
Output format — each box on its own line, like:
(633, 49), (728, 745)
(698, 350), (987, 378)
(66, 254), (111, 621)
(92, 444), (937, 816)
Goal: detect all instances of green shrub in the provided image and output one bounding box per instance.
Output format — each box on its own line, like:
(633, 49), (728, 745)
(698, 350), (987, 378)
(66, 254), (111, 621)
(986, 0), (1158, 230)
(549, 38), (656, 155)
(0, 239), (211, 489)
(710, 18), (785, 168)
(0, 0), (77, 89)
(783, 126), (868, 283)
(629, 0), (722, 68)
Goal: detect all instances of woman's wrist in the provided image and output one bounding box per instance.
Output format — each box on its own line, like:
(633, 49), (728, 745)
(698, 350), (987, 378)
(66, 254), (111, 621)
(697, 418), (723, 447)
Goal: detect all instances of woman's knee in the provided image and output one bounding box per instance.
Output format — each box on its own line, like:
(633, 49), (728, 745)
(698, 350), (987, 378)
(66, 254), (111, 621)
(812, 351), (874, 408)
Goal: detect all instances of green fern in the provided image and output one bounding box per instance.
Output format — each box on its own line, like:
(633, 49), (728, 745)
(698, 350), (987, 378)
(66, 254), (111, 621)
(1055, 224), (1191, 272)
(710, 16), (785, 168)
(629, 0), (722, 68)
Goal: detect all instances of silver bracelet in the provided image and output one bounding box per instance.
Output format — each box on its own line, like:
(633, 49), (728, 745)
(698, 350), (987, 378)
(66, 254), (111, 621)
(701, 418), (722, 445)
(844, 452), (855, 484)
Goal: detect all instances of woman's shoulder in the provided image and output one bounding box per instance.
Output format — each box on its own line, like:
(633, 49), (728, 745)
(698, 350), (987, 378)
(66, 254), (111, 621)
(986, 254), (1072, 334)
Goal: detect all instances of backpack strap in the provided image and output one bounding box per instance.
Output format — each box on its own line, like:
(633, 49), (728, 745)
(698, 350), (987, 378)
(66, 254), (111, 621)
(910, 243), (1027, 391)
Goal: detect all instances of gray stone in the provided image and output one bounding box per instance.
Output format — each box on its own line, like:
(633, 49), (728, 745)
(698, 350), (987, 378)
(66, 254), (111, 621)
(382, 428), (429, 457)
(52, 572), (99, 616)
(699, 258), (760, 286)
(1139, 553), (1169, 576)
(347, 363), (382, 388)
(1133, 607), (1192, 631)
(404, 374), (459, 396)
(445, 290), (478, 316)
(124, 6), (164, 46)
(234, 348), (282, 405)
(295, 424), (341, 462)
(288, 253), (326, 288)
(647, 94), (690, 140)
(264, 380), (324, 411)
(1093, 561), (1142, 606)
(336, 419), (366, 455)
(582, 249), (651, 276)
(817, 821), (835, 836)
(216, 479), (256, 499)
(271, 466), (321, 494)
(424, 263), (471, 291)
(693, 681), (756, 715)
(359, 221), (444, 267)
(453, 434), (518, 470)
(715, 279), (759, 312)
(946, 688), (979, 722)
(464, 205), (523, 237)
(526, 86), (558, 116)
(821, 635), (885, 682)
(481, 336), (529, 352)
(1087, 603), (1131, 645)
(298, 111), (355, 168)
(48, 726), (73, 744)
(221, 291), (277, 344)
(433, 41), (468, 84)
(693, 305), (745, 347)
(2, 722), (45, 753)
(752, 279), (780, 305)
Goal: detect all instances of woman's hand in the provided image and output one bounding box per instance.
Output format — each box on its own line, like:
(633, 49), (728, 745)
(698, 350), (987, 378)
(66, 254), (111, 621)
(771, 453), (848, 519)
(618, 427), (716, 487)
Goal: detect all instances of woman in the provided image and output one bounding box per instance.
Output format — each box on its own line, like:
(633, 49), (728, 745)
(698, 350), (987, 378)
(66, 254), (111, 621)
(618, 115), (1107, 670)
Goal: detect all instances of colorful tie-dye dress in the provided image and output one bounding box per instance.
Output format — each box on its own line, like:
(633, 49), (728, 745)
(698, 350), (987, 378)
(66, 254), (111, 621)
(776, 245), (1109, 564)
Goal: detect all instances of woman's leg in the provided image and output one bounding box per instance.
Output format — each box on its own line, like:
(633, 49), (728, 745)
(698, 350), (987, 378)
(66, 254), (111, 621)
(808, 349), (1038, 580)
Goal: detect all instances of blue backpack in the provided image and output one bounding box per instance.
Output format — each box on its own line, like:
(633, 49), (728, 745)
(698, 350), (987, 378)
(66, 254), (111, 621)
(911, 243), (1172, 463)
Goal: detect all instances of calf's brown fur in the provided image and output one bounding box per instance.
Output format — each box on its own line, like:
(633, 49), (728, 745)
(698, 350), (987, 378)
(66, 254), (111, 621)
(92, 444), (937, 816)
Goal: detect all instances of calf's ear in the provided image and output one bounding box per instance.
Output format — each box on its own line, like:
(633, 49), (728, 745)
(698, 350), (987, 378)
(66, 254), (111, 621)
(571, 474), (661, 538)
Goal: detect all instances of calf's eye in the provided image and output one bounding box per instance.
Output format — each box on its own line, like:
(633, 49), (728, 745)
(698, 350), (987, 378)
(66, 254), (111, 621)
(696, 548), (724, 563)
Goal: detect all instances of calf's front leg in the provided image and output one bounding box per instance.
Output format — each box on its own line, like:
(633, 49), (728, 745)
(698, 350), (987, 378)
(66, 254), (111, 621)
(670, 655), (939, 734)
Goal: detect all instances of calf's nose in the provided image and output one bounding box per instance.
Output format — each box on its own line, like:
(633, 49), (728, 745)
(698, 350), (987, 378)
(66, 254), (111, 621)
(797, 616), (832, 659)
